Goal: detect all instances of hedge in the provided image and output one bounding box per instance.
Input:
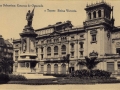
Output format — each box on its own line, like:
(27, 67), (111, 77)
(0, 73), (10, 83)
(70, 69), (112, 79)
(44, 74), (69, 77)
(8, 74), (27, 81)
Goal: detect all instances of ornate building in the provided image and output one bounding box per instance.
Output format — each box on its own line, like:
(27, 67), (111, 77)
(0, 36), (13, 73)
(13, 1), (120, 75)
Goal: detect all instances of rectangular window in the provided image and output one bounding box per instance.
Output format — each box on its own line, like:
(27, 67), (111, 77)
(71, 44), (74, 49)
(54, 53), (58, 55)
(116, 48), (120, 54)
(41, 48), (43, 53)
(47, 53), (51, 56)
(20, 62), (25, 67)
(41, 41), (44, 44)
(41, 54), (43, 59)
(71, 52), (74, 58)
(118, 64), (120, 69)
(80, 43), (83, 48)
(107, 62), (114, 72)
(62, 52), (66, 55)
(92, 35), (96, 41)
(80, 51), (83, 57)
(71, 36), (74, 39)
(15, 56), (18, 61)
(15, 50), (19, 55)
(91, 34), (97, 43)
(80, 35), (84, 38)
(54, 38), (59, 42)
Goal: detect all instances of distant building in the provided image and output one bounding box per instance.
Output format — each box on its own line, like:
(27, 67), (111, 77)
(0, 36), (13, 73)
(13, 1), (120, 75)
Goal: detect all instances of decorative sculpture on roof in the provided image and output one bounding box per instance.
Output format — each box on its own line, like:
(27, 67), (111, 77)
(26, 7), (35, 27)
(89, 50), (98, 57)
(22, 39), (26, 53)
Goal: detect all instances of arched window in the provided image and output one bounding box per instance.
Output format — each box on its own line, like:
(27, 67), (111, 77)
(61, 45), (66, 54)
(54, 64), (58, 74)
(47, 64), (51, 74)
(88, 13), (91, 19)
(93, 11), (96, 18)
(47, 47), (51, 56)
(61, 64), (66, 74)
(98, 10), (101, 17)
(54, 46), (58, 55)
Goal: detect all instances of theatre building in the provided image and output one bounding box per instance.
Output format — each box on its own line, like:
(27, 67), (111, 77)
(13, 1), (120, 75)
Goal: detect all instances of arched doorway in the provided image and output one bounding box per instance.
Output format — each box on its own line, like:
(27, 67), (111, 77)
(54, 64), (58, 74)
(61, 64), (66, 74)
(47, 64), (51, 74)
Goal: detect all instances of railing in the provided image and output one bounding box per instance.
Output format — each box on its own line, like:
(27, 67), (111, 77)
(79, 48), (84, 51)
(71, 48), (74, 51)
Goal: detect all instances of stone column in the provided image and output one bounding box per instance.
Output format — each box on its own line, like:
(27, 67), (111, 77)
(75, 41), (78, 59)
(51, 63), (54, 74)
(96, 11), (98, 18)
(101, 9), (104, 18)
(103, 61), (107, 71)
(44, 64), (47, 74)
(27, 38), (29, 53)
(13, 50), (15, 62)
(44, 46), (46, 59)
(86, 12), (89, 20)
(91, 12), (93, 19)
(18, 63), (20, 69)
(58, 64), (61, 74)
(66, 43), (69, 54)
(66, 64), (68, 74)
(114, 60), (118, 74)
(51, 46), (54, 58)
(38, 47), (40, 60)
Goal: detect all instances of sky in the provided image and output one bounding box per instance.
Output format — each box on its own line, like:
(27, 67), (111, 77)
(0, 0), (120, 39)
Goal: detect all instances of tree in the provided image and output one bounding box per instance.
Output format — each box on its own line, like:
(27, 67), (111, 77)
(78, 56), (101, 71)
(63, 54), (70, 74)
(0, 57), (14, 74)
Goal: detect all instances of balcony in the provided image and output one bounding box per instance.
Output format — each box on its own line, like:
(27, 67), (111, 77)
(79, 55), (84, 58)
(79, 48), (84, 51)
(71, 56), (74, 58)
(71, 48), (74, 51)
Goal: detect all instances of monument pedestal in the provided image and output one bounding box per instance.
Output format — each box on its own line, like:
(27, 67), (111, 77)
(17, 25), (39, 74)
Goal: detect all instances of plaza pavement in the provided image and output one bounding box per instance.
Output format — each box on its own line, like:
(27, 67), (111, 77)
(0, 84), (120, 90)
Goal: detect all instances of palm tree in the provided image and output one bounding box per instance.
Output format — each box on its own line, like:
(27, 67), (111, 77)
(0, 57), (14, 74)
(78, 56), (101, 71)
(63, 54), (70, 74)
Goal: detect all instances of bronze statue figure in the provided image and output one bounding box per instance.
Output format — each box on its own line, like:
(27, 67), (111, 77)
(26, 7), (35, 27)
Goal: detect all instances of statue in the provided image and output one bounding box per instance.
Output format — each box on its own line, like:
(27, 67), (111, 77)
(26, 7), (35, 27)
(23, 39), (26, 52)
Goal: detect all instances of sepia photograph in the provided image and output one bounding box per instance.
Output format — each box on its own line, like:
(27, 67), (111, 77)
(0, 0), (120, 90)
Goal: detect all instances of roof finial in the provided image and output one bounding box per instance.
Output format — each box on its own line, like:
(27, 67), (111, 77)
(87, 3), (88, 7)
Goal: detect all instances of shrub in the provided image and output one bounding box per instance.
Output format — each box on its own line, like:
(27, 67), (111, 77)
(9, 74), (27, 81)
(0, 73), (10, 83)
(44, 74), (69, 77)
(70, 69), (112, 79)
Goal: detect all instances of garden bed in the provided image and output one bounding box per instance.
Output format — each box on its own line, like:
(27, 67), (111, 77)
(6, 77), (120, 85)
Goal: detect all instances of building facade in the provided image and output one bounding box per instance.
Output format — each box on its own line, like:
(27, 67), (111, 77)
(0, 36), (13, 73)
(13, 1), (120, 75)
